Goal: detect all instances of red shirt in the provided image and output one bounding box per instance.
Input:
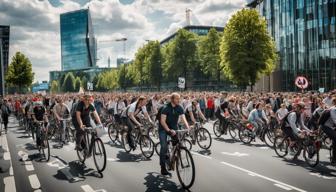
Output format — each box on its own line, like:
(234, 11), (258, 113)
(207, 99), (214, 109)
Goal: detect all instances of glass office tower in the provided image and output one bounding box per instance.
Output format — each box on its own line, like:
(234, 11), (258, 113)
(60, 9), (97, 71)
(0, 25), (10, 96)
(249, 0), (336, 91)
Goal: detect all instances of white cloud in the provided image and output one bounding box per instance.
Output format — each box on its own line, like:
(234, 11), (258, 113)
(1, 0), (247, 81)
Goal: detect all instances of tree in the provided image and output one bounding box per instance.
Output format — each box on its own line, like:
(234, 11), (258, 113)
(163, 29), (198, 88)
(62, 72), (75, 92)
(81, 76), (88, 90)
(147, 41), (163, 90)
(118, 64), (128, 90)
(6, 52), (34, 93)
(74, 77), (81, 92)
(199, 28), (222, 83)
(220, 9), (278, 90)
(50, 80), (59, 94)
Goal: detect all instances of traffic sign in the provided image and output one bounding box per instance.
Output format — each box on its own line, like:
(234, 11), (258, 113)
(87, 82), (93, 91)
(295, 76), (308, 89)
(178, 77), (185, 89)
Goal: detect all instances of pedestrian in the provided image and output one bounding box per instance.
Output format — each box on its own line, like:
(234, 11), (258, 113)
(1, 99), (11, 134)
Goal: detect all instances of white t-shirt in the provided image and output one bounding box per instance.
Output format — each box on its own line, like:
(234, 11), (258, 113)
(276, 108), (288, 120)
(122, 102), (147, 117)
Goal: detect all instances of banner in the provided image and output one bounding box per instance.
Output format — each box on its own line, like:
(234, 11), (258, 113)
(178, 77), (185, 89)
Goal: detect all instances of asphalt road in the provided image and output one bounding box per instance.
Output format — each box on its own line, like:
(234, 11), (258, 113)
(1, 116), (336, 192)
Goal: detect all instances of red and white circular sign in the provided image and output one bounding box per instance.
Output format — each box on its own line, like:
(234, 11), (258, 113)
(295, 76), (309, 89)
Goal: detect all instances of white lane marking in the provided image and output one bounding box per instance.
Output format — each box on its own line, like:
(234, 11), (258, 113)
(18, 150), (35, 171)
(2, 135), (16, 187)
(47, 159), (67, 170)
(259, 147), (270, 150)
(190, 151), (212, 159)
(274, 183), (292, 191)
(221, 152), (249, 157)
(9, 167), (13, 176)
(28, 174), (41, 189)
(107, 158), (117, 162)
(310, 173), (335, 180)
(34, 190), (42, 192)
(4, 152), (11, 160)
(81, 185), (95, 192)
(4, 176), (17, 192)
(81, 185), (107, 192)
(221, 161), (307, 192)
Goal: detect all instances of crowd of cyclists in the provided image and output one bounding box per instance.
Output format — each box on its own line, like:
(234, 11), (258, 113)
(0, 90), (336, 189)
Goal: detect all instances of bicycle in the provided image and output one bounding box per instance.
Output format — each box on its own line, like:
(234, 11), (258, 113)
(57, 117), (75, 144)
(121, 125), (154, 159)
(188, 122), (212, 150)
(108, 115), (124, 143)
(213, 117), (239, 141)
(163, 129), (196, 189)
(35, 121), (50, 162)
(76, 126), (107, 173)
(274, 131), (321, 167)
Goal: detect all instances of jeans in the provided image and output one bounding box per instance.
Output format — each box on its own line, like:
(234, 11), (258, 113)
(125, 118), (136, 148)
(159, 130), (168, 167)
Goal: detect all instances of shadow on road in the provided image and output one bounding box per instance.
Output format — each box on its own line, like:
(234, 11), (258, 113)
(144, 172), (187, 192)
(116, 151), (150, 162)
(214, 137), (236, 143)
(53, 160), (103, 183)
(105, 141), (123, 149)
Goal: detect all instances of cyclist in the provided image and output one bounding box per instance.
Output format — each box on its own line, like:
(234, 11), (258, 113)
(122, 96), (154, 151)
(215, 99), (230, 135)
(247, 103), (269, 138)
(320, 97), (336, 163)
(185, 99), (207, 144)
(53, 97), (70, 145)
(1, 99), (11, 133)
(31, 99), (48, 147)
(72, 94), (102, 150)
(159, 93), (191, 176)
(282, 103), (311, 156)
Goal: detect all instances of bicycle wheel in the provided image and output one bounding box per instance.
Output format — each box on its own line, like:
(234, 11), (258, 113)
(108, 124), (118, 143)
(213, 120), (222, 138)
(93, 138), (107, 173)
(263, 129), (275, 148)
(228, 124), (239, 141)
(140, 135), (154, 159)
(41, 135), (50, 162)
(183, 139), (192, 151)
(121, 132), (133, 153)
(77, 139), (87, 163)
(238, 128), (252, 144)
(175, 147), (195, 189)
(148, 127), (159, 141)
(196, 128), (212, 150)
(273, 136), (289, 158)
(155, 142), (160, 156)
(303, 144), (319, 167)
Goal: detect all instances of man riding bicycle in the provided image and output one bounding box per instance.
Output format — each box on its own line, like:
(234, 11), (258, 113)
(122, 96), (154, 151)
(31, 98), (48, 147)
(53, 97), (70, 146)
(72, 94), (102, 150)
(159, 93), (191, 176)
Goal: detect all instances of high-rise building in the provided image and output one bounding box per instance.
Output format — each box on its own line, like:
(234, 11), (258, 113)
(0, 25), (10, 96)
(60, 9), (97, 71)
(249, 0), (336, 91)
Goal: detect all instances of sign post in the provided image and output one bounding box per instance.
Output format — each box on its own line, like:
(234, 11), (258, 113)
(295, 76), (308, 92)
(178, 77), (185, 91)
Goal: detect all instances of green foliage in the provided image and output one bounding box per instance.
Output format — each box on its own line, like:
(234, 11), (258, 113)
(6, 52), (34, 92)
(50, 80), (59, 94)
(146, 41), (163, 89)
(81, 76), (88, 90)
(74, 77), (81, 92)
(62, 72), (76, 92)
(162, 29), (198, 83)
(96, 70), (118, 91)
(220, 9), (278, 89)
(199, 28), (222, 81)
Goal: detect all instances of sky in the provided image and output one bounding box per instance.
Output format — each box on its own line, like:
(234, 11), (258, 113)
(0, 0), (250, 82)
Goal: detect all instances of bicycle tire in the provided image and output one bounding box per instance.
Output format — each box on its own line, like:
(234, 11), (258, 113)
(140, 135), (154, 159)
(263, 129), (275, 148)
(228, 123), (239, 141)
(196, 128), (212, 150)
(273, 136), (289, 158)
(41, 133), (50, 162)
(238, 128), (252, 144)
(77, 139), (87, 163)
(93, 138), (107, 173)
(213, 120), (222, 138)
(175, 147), (195, 189)
(108, 124), (118, 143)
(121, 132), (132, 153)
(303, 145), (319, 167)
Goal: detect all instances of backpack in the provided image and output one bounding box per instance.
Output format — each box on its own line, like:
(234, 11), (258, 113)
(280, 111), (297, 130)
(317, 109), (331, 126)
(156, 105), (166, 123)
(71, 102), (79, 117)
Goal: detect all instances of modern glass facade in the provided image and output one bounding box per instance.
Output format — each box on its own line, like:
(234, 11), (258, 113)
(250, 0), (336, 91)
(60, 9), (96, 71)
(160, 25), (224, 45)
(0, 25), (10, 96)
